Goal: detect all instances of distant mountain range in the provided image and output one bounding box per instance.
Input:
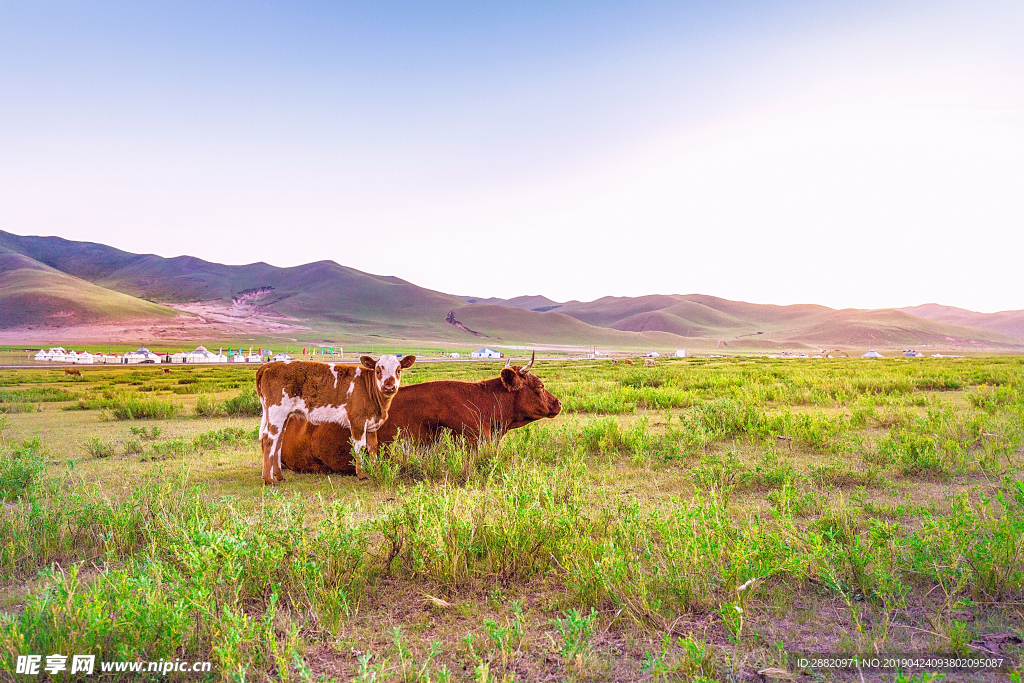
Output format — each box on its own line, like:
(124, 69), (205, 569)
(1, 230), (1021, 351)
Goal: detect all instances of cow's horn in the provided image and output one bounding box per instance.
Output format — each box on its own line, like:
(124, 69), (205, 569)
(519, 350), (535, 374)
(504, 357), (512, 368)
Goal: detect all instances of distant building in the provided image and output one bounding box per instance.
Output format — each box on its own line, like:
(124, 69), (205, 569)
(470, 348), (502, 359)
(246, 352), (263, 363)
(674, 350), (686, 358)
(271, 353), (294, 362)
(645, 352), (660, 358)
(861, 350), (885, 358)
(450, 352), (460, 359)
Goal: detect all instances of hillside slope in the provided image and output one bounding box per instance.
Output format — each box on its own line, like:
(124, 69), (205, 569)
(0, 230), (465, 333)
(900, 304), (1024, 339)
(0, 252), (178, 328)
(450, 304), (703, 347)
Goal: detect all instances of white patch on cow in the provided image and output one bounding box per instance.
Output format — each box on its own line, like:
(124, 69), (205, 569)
(364, 416), (383, 432)
(308, 403), (350, 427)
(264, 390), (307, 471)
(374, 355), (403, 392)
(329, 363), (340, 387)
(346, 380), (355, 399)
(354, 367), (361, 377)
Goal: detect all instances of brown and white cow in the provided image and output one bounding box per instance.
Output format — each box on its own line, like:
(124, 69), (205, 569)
(255, 354), (415, 484)
(278, 352), (561, 474)
(644, 358), (656, 366)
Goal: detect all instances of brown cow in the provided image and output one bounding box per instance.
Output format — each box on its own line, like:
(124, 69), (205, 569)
(255, 355), (415, 484)
(64, 367), (82, 377)
(162, 368), (172, 374)
(279, 352), (561, 474)
(623, 359), (634, 366)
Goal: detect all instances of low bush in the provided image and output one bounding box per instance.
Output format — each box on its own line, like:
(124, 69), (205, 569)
(0, 434), (45, 500)
(193, 393), (223, 417)
(222, 388), (261, 417)
(83, 438), (117, 458)
(109, 396), (179, 420)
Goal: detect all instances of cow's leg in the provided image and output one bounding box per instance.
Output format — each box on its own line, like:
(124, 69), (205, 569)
(260, 424), (278, 484)
(350, 421), (371, 480)
(260, 418), (288, 485)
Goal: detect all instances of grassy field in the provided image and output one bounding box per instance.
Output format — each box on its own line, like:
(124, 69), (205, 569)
(1, 357), (1022, 681)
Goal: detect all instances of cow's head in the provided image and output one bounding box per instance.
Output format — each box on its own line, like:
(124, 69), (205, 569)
(499, 351), (562, 426)
(361, 354), (416, 397)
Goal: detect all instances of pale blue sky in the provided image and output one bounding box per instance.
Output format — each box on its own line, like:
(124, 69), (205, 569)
(2, 1), (1021, 311)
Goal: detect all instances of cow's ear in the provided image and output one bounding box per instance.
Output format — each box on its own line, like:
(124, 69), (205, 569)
(360, 356), (377, 369)
(400, 355), (416, 369)
(500, 367), (522, 391)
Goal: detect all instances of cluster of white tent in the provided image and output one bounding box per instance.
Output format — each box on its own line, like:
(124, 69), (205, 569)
(32, 345), (295, 365)
(33, 347), (161, 364)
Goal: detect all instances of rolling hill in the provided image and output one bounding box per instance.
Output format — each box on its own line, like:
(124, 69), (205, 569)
(900, 304), (1024, 340)
(1, 229), (1021, 351)
(0, 252), (178, 329)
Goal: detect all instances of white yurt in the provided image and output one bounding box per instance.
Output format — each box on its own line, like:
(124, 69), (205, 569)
(185, 346), (223, 363)
(246, 352), (263, 363)
(450, 352), (460, 359)
(861, 349), (885, 358)
(34, 349), (48, 361)
(124, 347), (160, 364)
(674, 350), (686, 358)
(470, 348), (502, 359)
(47, 347), (67, 362)
(103, 354), (122, 364)
(271, 353), (294, 362)
(76, 351), (94, 364)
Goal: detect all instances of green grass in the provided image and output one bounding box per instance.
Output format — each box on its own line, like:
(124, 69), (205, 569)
(0, 358), (1022, 681)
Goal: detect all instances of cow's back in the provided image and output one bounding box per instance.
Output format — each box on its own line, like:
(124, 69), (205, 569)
(373, 381), (477, 444)
(256, 361), (356, 406)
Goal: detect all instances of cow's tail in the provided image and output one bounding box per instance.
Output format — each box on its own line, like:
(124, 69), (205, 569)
(255, 363), (269, 399)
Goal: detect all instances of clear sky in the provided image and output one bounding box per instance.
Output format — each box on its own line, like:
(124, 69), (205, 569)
(2, 1), (1021, 312)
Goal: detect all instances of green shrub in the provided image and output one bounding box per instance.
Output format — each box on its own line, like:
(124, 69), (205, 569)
(83, 438), (116, 458)
(149, 438), (194, 458)
(2, 386), (77, 404)
(0, 437), (45, 500)
(222, 388), (261, 417)
(193, 393), (223, 417)
(109, 396), (179, 420)
(191, 427), (249, 451)
(0, 402), (37, 414)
